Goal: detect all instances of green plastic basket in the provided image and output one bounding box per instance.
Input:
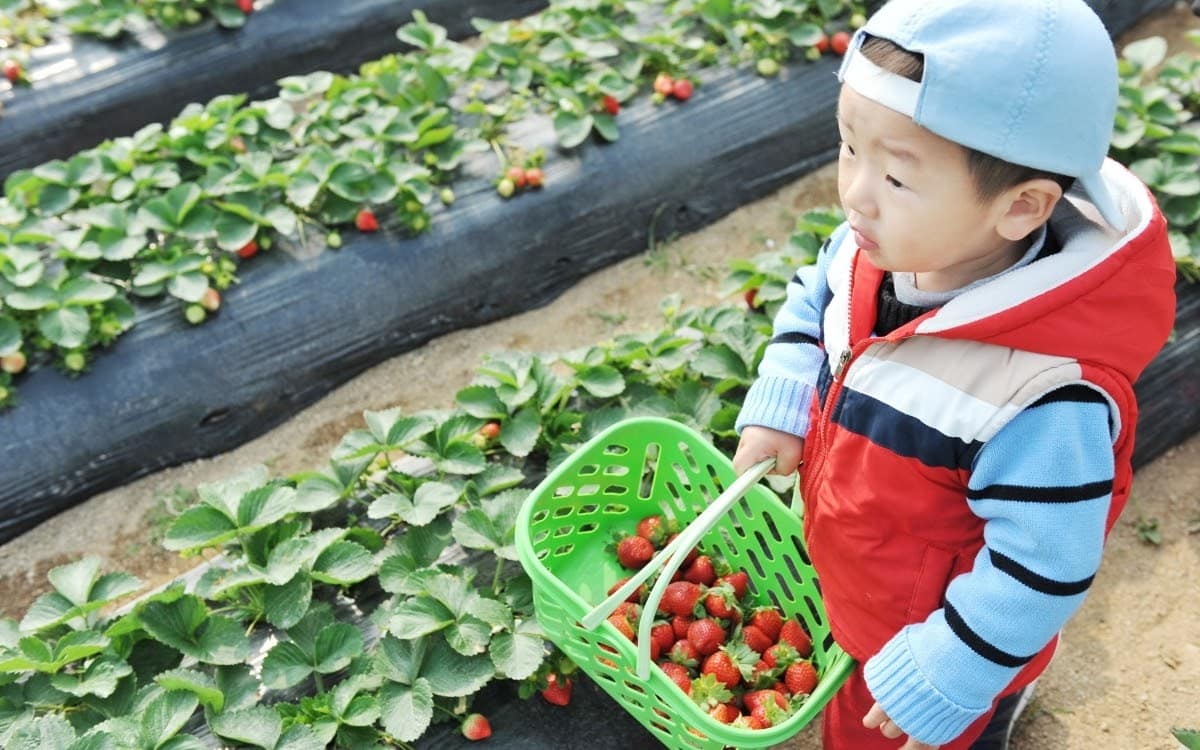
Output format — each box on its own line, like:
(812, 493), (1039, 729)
(515, 417), (854, 750)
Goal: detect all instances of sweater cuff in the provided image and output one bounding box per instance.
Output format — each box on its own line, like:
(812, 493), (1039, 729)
(735, 376), (815, 437)
(863, 629), (991, 746)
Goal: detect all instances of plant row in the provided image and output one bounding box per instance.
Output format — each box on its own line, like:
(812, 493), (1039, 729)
(0, 207), (839, 748)
(0, 0), (871, 408)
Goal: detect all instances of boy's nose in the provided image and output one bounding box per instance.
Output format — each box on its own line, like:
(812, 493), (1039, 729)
(841, 170), (877, 220)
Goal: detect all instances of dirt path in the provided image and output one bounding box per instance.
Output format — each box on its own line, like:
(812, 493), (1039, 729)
(2, 5), (1198, 748)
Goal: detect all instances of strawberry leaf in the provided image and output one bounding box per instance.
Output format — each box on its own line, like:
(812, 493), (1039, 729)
(208, 705), (282, 749)
(489, 618), (546, 680)
(48, 654), (131, 698)
(138, 689), (199, 750)
(311, 541), (377, 585)
(499, 407), (541, 458)
(451, 489), (526, 560)
(155, 668), (225, 712)
(138, 595), (250, 665)
(378, 678), (434, 742)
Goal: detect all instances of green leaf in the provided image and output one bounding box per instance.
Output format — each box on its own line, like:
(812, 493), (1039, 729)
(139, 596), (250, 665)
(434, 441), (487, 475)
(1122, 36), (1168, 71)
(155, 668), (224, 711)
(375, 635), (425, 685)
(0, 317), (21, 355)
(377, 678), (433, 743)
(692, 344), (749, 381)
(473, 464), (525, 497)
(311, 541), (376, 585)
(162, 506), (238, 553)
(388, 597), (454, 639)
(51, 630), (109, 668)
(49, 655), (131, 698)
(455, 386), (507, 419)
(261, 641), (312, 690)
(499, 407), (541, 458)
(236, 484), (297, 530)
(264, 572), (313, 630)
(451, 490), (526, 560)
(420, 635), (494, 697)
(138, 689), (199, 750)
(313, 623), (363, 673)
(553, 110), (595, 149)
(60, 278), (117, 306)
(208, 706), (282, 749)
(215, 213), (258, 252)
(490, 619), (546, 680)
(5, 713), (76, 750)
(1173, 728), (1200, 750)
(577, 364), (625, 397)
(39, 307), (90, 348)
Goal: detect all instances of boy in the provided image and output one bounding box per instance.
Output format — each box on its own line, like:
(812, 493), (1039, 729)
(732, 0), (1177, 748)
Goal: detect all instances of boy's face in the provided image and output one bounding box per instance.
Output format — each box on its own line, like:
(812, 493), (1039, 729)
(836, 84), (1023, 291)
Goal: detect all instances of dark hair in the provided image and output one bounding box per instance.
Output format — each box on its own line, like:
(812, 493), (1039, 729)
(858, 36), (1075, 201)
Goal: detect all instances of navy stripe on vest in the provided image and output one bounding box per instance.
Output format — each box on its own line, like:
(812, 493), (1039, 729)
(944, 602), (1034, 668)
(771, 331), (820, 347)
(816, 357), (833, 405)
(989, 549), (1094, 596)
(832, 387), (982, 471)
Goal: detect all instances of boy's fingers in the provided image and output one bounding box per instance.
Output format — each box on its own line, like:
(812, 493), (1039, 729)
(862, 702), (887, 729)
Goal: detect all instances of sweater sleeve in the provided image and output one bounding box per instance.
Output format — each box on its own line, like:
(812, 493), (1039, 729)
(863, 385), (1116, 745)
(735, 223), (846, 438)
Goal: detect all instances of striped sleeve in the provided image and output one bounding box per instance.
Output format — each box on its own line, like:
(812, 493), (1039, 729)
(864, 386), (1115, 745)
(735, 223), (846, 438)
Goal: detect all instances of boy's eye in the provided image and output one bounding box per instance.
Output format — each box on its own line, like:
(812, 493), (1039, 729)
(842, 142), (855, 156)
(886, 175), (905, 189)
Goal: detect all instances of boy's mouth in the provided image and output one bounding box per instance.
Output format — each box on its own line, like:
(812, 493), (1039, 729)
(851, 226), (879, 251)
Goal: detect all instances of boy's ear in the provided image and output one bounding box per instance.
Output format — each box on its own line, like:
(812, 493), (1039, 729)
(995, 179), (1063, 241)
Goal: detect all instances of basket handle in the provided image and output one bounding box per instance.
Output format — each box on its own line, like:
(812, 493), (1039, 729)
(580, 457), (775, 679)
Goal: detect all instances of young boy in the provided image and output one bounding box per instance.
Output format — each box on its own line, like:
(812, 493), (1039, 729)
(732, 1), (1177, 748)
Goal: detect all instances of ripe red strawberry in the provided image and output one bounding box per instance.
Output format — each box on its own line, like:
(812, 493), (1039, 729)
(763, 642), (799, 670)
(236, 240), (258, 259)
(744, 288), (762, 310)
(636, 514), (668, 546)
(658, 581), (702, 617)
(608, 577), (647, 604)
(778, 620), (813, 657)
(704, 586), (739, 621)
(2, 60), (21, 84)
(743, 689), (787, 714)
(653, 72), (674, 96)
(658, 660), (692, 694)
(613, 601), (640, 621)
(237, 0), (254, 13)
(718, 571), (749, 600)
(1, 352), (27, 375)
(708, 702), (739, 724)
(461, 713), (491, 741)
(200, 288), (221, 313)
(748, 608), (784, 642)
(815, 32), (831, 54)
(671, 614), (694, 640)
(701, 651), (741, 690)
(355, 208), (379, 232)
(785, 660), (819, 696)
(617, 535), (655, 569)
(541, 673), (572, 706)
(831, 31), (852, 56)
(506, 166), (527, 189)
(651, 623), (675, 653)
(608, 612), (635, 641)
(668, 639), (699, 668)
(740, 625), (773, 655)
(671, 78), (693, 101)
(524, 167), (544, 188)
(603, 94), (620, 116)
(687, 619), (726, 656)
(734, 714), (767, 730)
(479, 421), (501, 440)
(683, 555), (716, 586)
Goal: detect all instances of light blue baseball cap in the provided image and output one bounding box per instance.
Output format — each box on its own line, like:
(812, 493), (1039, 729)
(837, 0), (1122, 228)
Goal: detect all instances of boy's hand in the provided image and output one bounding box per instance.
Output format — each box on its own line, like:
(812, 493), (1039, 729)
(863, 702), (939, 750)
(733, 426), (805, 476)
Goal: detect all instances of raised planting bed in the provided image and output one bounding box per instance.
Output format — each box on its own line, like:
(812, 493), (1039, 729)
(0, 0), (1185, 543)
(0, 0), (547, 181)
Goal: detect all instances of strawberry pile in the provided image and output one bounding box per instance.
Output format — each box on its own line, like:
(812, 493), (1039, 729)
(603, 515), (821, 730)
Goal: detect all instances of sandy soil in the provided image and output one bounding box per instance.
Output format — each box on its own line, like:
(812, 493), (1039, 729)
(1, 5), (1197, 748)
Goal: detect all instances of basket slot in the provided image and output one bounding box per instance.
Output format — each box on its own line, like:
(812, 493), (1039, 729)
(602, 503), (627, 514)
(578, 464), (600, 476)
(577, 484), (601, 497)
(790, 533), (812, 565)
(773, 571), (796, 603)
(753, 530), (776, 561)
(637, 443), (661, 500)
(763, 512), (784, 543)
(670, 461), (694, 491)
(744, 546), (767, 580)
(603, 463), (630, 476)
(578, 522), (598, 534)
(678, 440), (701, 475)
(783, 554), (803, 586)
(552, 544), (575, 557)
(553, 486), (572, 498)
(533, 529), (550, 545)
(804, 595), (824, 629)
(553, 526), (573, 538)
(578, 503), (599, 515)
(604, 443), (629, 456)
(602, 485), (627, 496)
(553, 505), (574, 518)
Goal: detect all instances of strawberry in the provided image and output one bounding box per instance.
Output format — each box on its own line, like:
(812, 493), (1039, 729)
(524, 167), (544, 188)
(718, 571), (749, 600)
(756, 58), (780, 77)
(603, 94), (620, 116)
(668, 639), (699, 669)
(653, 73), (674, 96)
(740, 625), (773, 655)
(743, 288), (762, 310)
(608, 610), (636, 641)
(200, 288), (221, 313)
(748, 608), (784, 642)
(671, 614), (694, 640)
(617, 535), (655, 569)
(687, 618), (726, 656)
(733, 714), (767, 730)
(701, 651), (741, 690)
(2, 60), (20, 84)
(784, 660), (819, 696)
(325, 231), (342, 249)
(815, 32), (831, 54)
(651, 622), (676, 654)
(683, 555), (716, 586)
(237, 0), (254, 12)
(831, 31), (852, 56)
(704, 585), (739, 621)
(461, 713), (491, 741)
(708, 702), (739, 724)
(506, 166), (527, 189)
(541, 673), (572, 706)
(671, 78), (694, 101)
(613, 601), (640, 621)
(750, 698), (789, 728)
(236, 240), (258, 259)
(355, 208), (379, 232)
(229, 136), (247, 153)
(763, 642), (799, 670)
(184, 304), (206, 325)
(658, 661), (691, 694)
(1, 352), (27, 375)
(778, 620), (813, 657)
(479, 421), (501, 441)
(743, 689), (787, 714)
(608, 577), (647, 604)
(497, 178), (515, 198)
(658, 581), (702, 617)
(850, 13), (867, 28)
(805, 45), (823, 62)
(636, 514), (668, 546)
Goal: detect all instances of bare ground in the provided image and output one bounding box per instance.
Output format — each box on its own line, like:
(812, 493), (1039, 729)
(1, 5), (1198, 748)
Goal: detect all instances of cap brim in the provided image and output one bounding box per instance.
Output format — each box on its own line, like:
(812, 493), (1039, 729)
(1075, 171), (1125, 231)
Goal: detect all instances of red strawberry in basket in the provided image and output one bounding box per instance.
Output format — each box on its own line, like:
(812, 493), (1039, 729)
(748, 607), (784, 642)
(708, 702), (739, 724)
(683, 555), (716, 586)
(541, 673), (573, 706)
(651, 622), (676, 653)
(668, 639), (699, 669)
(608, 611), (636, 641)
(779, 619), (813, 657)
(785, 660), (819, 696)
(740, 624), (774, 655)
(636, 514), (668, 546)
(704, 584), (740, 621)
(717, 571), (750, 600)
(617, 535), (655, 569)
(687, 618), (726, 656)
(658, 660), (692, 694)
(665, 533), (698, 567)
(658, 581), (702, 617)
(671, 614), (694, 640)
(763, 642), (800, 670)
(701, 650), (742, 690)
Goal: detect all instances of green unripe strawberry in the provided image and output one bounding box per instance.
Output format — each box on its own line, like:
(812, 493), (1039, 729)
(63, 351), (86, 372)
(185, 304), (206, 325)
(850, 13), (867, 29)
(0, 385), (9, 402)
(440, 187), (455, 205)
(805, 46), (822, 62)
(326, 231), (342, 249)
(497, 178), (515, 198)
(756, 58), (780, 77)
